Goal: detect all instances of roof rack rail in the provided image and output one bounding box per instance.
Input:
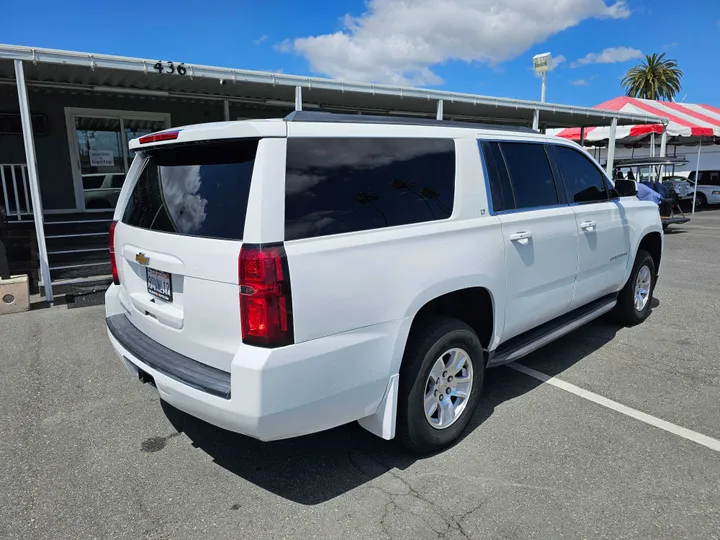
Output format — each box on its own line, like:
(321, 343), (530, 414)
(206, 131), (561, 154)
(284, 111), (536, 133)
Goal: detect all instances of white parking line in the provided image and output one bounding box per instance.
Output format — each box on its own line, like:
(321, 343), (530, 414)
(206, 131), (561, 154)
(508, 362), (720, 453)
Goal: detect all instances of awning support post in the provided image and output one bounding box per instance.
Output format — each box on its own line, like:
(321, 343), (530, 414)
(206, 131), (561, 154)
(294, 86), (302, 112)
(659, 126), (668, 179)
(659, 127), (667, 157)
(14, 59), (52, 303)
(691, 139), (703, 217)
(650, 132), (656, 181)
(605, 117), (618, 177)
(650, 132), (656, 157)
(579, 126), (585, 147)
(436, 99), (443, 121)
(532, 109), (539, 131)
(223, 99), (230, 121)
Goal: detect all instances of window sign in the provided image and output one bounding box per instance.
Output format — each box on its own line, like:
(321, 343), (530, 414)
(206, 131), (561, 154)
(89, 149), (115, 167)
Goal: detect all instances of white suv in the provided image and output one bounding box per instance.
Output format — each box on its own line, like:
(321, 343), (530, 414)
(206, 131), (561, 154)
(105, 112), (663, 452)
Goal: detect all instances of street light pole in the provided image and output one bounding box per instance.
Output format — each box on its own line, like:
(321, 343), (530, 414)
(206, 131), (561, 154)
(532, 52), (552, 130)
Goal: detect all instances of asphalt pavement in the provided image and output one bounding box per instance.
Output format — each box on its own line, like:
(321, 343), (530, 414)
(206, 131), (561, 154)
(1, 211), (719, 540)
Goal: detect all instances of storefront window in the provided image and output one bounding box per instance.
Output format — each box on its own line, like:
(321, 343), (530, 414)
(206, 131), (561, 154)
(69, 111), (169, 211)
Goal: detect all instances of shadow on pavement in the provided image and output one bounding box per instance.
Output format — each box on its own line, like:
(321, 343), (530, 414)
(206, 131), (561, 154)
(163, 314), (633, 505)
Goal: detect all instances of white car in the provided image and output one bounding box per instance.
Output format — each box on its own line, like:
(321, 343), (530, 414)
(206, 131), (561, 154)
(105, 112), (663, 452)
(686, 170), (720, 208)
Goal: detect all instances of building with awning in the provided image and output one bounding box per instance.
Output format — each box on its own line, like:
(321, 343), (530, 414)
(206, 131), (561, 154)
(0, 44), (666, 302)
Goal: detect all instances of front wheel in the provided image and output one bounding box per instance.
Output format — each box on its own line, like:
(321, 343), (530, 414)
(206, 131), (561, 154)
(396, 316), (484, 453)
(694, 193), (707, 210)
(612, 249), (656, 326)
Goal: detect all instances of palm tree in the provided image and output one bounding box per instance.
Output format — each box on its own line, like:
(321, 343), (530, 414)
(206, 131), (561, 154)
(354, 191), (388, 226)
(621, 53), (683, 101)
(390, 179), (435, 218)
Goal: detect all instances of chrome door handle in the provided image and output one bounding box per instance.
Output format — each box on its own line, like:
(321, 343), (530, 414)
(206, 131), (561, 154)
(509, 231), (532, 245)
(580, 221), (597, 231)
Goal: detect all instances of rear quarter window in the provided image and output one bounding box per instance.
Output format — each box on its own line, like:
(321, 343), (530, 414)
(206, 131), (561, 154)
(284, 137), (456, 241)
(122, 139), (258, 240)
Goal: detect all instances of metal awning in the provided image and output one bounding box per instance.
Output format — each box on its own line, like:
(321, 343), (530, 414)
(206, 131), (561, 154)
(0, 44), (667, 129)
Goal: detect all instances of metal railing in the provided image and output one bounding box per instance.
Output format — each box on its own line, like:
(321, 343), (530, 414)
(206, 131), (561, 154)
(0, 163), (32, 220)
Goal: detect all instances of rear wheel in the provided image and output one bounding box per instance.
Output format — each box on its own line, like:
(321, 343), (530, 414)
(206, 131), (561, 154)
(397, 316), (484, 453)
(612, 249), (656, 326)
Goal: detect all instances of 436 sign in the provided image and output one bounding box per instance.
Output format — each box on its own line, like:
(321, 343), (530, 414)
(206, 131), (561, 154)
(153, 61), (187, 75)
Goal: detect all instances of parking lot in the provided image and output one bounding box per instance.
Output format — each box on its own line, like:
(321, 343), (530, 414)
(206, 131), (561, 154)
(2, 212), (719, 540)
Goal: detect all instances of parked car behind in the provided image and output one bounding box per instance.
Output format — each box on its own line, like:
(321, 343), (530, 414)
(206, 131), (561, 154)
(662, 175), (694, 200)
(686, 170), (720, 208)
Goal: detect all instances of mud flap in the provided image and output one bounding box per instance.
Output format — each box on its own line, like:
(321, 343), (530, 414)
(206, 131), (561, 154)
(357, 374), (399, 440)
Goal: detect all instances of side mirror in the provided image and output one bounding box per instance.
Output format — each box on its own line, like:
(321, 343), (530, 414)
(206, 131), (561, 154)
(614, 179), (638, 197)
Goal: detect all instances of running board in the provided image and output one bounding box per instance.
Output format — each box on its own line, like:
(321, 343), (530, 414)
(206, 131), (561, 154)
(487, 294), (617, 367)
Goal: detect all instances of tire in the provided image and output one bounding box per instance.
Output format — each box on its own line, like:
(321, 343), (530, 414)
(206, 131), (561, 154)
(695, 193), (707, 210)
(612, 249), (656, 326)
(396, 316), (485, 453)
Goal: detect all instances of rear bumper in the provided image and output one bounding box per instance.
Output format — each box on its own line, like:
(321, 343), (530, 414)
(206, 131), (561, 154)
(104, 285), (401, 441)
(107, 314), (231, 398)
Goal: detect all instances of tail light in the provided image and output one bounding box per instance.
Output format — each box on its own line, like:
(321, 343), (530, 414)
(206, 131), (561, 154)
(239, 243), (294, 348)
(109, 221), (120, 285)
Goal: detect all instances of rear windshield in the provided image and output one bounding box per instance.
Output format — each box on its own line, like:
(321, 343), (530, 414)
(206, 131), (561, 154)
(122, 139), (258, 240)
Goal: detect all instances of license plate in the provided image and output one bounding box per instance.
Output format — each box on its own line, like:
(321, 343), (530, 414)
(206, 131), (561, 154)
(147, 268), (173, 302)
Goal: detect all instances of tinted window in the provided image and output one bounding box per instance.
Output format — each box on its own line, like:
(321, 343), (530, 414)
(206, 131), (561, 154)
(284, 138), (455, 240)
(122, 140), (258, 240)
(701, 171), (720, 185)
(499, 143), (558, 209)
(552, 145), (609, 203)
(480, 141), (515, 212)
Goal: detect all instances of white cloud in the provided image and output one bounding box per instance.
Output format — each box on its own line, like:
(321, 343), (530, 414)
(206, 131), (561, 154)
(550, 55), (567, 70)
(253, 35), (268, 46)
(286, 0), (630, 85)
(275, 39), (292, 53)
(570, 79), (591, 86)
(160, 166), (207, 234)
(571, 46), (643, 67)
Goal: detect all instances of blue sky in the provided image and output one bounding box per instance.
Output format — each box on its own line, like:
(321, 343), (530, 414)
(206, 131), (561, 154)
(2, 0), (718, 107)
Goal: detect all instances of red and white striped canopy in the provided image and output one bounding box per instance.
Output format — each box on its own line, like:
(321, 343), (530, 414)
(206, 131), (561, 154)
(555, 96), (720, 143)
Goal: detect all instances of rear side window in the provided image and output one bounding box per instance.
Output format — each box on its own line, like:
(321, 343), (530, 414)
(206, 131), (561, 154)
(701, 171), (720, 185)
(480, 141), (515, 212)
(122, 140), (258, 240)
(551, 145), (609, 203)
(284, 138), (455, 241)
(499, 142), (559, 209)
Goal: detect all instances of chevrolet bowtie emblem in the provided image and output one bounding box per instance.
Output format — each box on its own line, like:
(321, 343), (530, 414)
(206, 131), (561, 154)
(135, 252), (150, 266)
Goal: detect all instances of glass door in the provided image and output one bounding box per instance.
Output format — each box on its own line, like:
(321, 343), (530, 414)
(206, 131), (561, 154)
(75, 116), (125, 210)
(66, 108), (170, 212)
